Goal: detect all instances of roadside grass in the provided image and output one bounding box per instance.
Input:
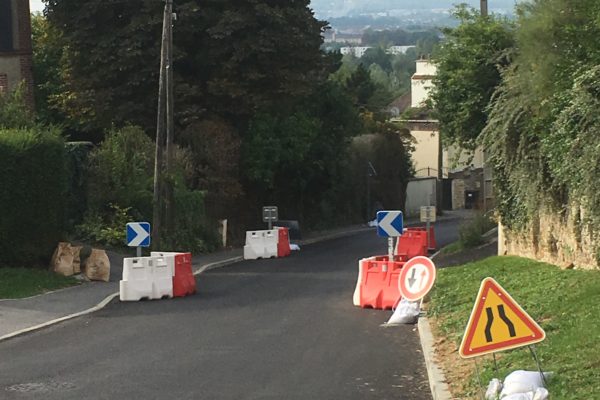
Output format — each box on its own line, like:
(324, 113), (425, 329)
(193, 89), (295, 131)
(439, 240), (465, 255)
(440, 213), (496, 255)
(427, 256), (600, 399)
(0, 268), (79, 299)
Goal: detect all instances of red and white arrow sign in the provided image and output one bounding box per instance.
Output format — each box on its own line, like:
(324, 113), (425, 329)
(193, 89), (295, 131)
(398, 256), (436, 301)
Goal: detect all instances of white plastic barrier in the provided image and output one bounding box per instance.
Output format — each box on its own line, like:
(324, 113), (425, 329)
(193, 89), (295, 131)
(244, 231), (266, 260)
(151, 251), (178, 277)
(151, 256), (173, 299)
(353, 258), (364, 306)
(120, 256), (174, 301)
(264, 230), (278, 258)
(120, 257), (153, 301)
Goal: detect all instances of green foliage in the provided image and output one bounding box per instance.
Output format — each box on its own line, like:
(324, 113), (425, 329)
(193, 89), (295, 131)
(428, 256), (600, 399)
(432, 1), (600, 261)
(0, 127), (67, 266)
(458, 213), (496, 248)
(76, 204), (133, 247)
(480, 0), (600, 260)
(31, 14), (67, 127)
(86, 125), (154, 220)
(431, 5), (515, 150)
(46, 0), (335, 135)
(79, 125), (216, 252)
(348, 124), (415, 218)
(0, 85), (35, 129)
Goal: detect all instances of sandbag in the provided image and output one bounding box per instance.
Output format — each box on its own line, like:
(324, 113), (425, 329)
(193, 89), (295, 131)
(83, 249), (110, 282)
(71, 246), (83, 274)
(387, 298), (420, 324)
(502, 393), (533, 400)
(49, 242), (74, 277)
(485, 378), (502, 400)
(501, 370), (551, 397)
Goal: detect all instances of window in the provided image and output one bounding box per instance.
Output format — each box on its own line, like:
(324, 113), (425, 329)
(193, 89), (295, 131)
(0, 0), (14, 52)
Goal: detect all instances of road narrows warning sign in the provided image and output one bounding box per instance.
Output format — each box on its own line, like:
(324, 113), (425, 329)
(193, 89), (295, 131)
(459, 278), (546, 358)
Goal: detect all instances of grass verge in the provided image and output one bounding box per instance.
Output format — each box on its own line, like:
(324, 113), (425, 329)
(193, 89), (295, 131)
(427, 256), (600, 399)
(439, 240), (465, 255)
(0, 268), (80, 299)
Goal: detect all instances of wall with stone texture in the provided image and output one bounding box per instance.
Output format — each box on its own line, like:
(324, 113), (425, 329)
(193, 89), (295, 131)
(498, 204), (598, 270)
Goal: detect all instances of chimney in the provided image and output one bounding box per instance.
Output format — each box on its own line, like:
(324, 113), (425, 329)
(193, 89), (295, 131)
(481, 0), (488, 17)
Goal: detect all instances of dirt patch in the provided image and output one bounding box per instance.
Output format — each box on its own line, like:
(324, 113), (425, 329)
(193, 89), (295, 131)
(428, 316), (478, 399)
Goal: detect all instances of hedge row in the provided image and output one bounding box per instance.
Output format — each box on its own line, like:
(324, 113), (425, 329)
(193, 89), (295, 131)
(0, 128), (67, 266)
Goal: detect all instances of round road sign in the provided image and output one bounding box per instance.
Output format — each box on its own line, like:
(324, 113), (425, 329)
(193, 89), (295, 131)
(398, 256), (437, 301)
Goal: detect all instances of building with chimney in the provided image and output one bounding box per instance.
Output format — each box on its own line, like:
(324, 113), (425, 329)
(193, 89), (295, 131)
(0, 0), (34, 107)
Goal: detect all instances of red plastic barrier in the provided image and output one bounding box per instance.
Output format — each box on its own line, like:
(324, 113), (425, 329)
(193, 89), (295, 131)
(396, 230), (428, 259)
(276, 227), (291, 258)
(172, 252), (196, 297)
(405, 226), (437, 249)
(359, 255), (405, 310)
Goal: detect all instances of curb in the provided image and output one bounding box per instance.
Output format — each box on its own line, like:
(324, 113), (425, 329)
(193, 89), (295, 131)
(0, 226), (373, 343)
(418, 317), (452, 400)
(0, 292), (119, 342)
(418, 250), (452, 400)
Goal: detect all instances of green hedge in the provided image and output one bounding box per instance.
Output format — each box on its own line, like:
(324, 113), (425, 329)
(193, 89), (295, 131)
(0, 128), (67, 266)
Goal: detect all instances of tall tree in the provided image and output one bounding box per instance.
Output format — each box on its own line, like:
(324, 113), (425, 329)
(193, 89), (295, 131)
(431, 6), (515, 150)
(46, 0), (335, 137)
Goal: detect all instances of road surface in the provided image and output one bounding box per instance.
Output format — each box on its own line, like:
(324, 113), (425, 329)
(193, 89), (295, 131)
(0, 220), (460, 399)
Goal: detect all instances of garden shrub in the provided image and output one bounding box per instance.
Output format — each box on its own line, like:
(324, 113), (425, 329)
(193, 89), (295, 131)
(0, 127), (68, 266)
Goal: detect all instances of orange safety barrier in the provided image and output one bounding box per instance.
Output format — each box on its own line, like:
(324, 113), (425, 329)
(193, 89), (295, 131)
(358, 255), (406, 310)
(276, 227), (291, 258)
(172, 252), (196, 298)
(396, 230), (428, 259)
(405, 226), (437, 250)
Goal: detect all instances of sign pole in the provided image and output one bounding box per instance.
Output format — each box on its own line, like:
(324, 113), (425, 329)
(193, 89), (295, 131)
(268, 220), (273, 230)
(528, 345), (547, 387)
(137, 246), (142, 258)
(426, 218), (431, 251)
(473, 359), (486, 400)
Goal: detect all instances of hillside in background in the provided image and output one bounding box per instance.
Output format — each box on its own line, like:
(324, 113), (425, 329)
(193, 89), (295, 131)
(312, 0), (517, 17)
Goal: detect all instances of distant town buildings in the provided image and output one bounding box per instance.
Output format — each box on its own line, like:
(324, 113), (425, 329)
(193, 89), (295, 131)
(386, 46), (416, 55)
(323, 31), (362, 45)
(338, 45), (416, 58)
(0, 0), (34, 107)
(340, 46), (372, 58)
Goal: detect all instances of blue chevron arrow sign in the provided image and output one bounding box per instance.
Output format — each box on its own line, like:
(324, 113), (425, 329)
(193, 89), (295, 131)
(376, 211), (404, 238)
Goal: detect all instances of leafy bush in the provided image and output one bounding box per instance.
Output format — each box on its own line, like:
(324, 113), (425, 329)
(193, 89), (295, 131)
(0, 127), (68, 266)
(86, 125), (155, 220)
(0, 84), (35, 130)
(79, 125), (217, 252)
(76, 204), (133, 247)
(458, 213), (496, 248)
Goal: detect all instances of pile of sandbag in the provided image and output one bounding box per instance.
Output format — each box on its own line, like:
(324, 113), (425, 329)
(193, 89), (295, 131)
(485, 370), (552, 400)
(49, 242), (110, 282)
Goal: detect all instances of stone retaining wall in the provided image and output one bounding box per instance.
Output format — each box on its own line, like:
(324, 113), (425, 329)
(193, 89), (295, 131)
(498, 204), (598, 270)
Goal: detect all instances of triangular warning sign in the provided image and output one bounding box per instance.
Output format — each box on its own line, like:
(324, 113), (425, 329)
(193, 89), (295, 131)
(459, 278), (545, 358)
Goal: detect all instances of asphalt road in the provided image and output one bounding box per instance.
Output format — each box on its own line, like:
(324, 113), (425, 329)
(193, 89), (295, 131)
(0, 221), (460, 400)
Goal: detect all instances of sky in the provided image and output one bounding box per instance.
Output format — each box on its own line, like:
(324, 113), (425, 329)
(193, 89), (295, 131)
(30, 0), (43, 13)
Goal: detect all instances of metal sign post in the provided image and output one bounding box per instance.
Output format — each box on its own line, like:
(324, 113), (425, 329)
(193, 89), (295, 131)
(262, 206), (278, 230)
(420, 206), (436, 251)
(376, 211), (404, 272)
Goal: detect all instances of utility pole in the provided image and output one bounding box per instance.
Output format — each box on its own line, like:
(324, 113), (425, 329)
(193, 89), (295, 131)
(165, 0), (175, 235)
(152, 0), (174, 250)
(481, 0), (488, 17)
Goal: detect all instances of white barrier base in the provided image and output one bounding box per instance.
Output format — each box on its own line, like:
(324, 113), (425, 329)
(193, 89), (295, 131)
(244, 245), (264, 260)
(120, 280), (153, 301)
